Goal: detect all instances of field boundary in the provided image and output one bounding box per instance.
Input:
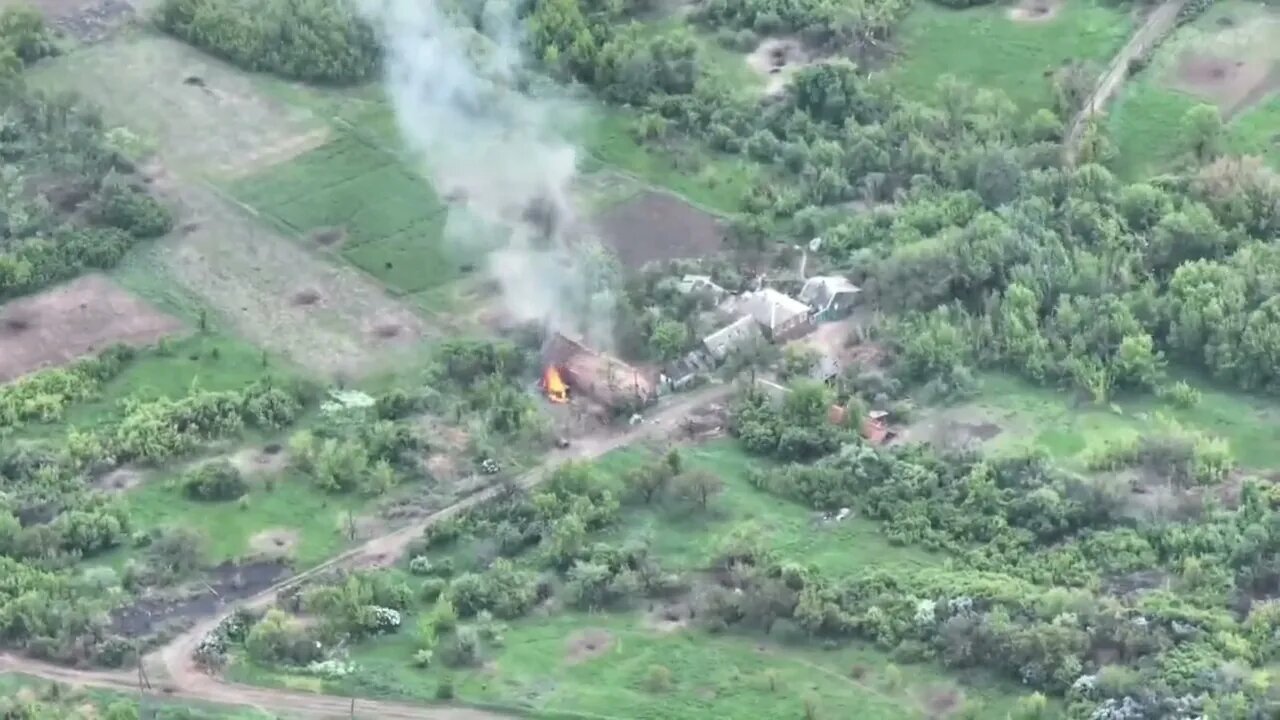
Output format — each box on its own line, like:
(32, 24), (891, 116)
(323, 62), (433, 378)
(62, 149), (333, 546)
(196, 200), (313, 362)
(1066, 0), (1189, 162)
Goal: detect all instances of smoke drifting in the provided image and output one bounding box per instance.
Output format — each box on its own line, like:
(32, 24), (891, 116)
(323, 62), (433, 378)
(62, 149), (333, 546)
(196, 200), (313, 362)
(360, 0), (617, 346)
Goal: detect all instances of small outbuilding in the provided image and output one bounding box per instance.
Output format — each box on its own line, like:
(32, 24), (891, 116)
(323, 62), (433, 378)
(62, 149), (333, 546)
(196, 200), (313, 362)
(800, 276), (860, 321)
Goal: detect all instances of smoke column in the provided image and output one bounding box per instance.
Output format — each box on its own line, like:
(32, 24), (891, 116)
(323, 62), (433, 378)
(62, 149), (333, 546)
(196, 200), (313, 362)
(359, 0), (617, 346)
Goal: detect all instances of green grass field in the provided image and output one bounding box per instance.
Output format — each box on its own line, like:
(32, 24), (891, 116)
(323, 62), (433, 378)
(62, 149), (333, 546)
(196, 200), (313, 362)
(588, 442), (942, 576)
(952, 372), (1280, 472)
(1109, 0), (1280, 178)
(228, 133), (481, 296)
(891, 0), (1133, 113)
(236, 610), (1026, 720)
(124, 467), (369, 567)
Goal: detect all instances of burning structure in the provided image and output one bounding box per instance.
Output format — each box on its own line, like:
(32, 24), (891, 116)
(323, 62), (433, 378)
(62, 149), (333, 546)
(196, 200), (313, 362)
(542, 332), (656, 410)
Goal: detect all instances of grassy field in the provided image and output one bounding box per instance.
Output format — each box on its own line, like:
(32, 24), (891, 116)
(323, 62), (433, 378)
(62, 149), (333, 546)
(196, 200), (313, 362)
(227, 132), (479, 297)
(124, 466), (371, 567)
(588, 442), (942, 576)
(229, 442), (1034, 719)
(1109, 0), (1280, 178)
(944, 372), (1280, 472)
(891, 0), (1133, 113)
(236, 610), (1025, 720)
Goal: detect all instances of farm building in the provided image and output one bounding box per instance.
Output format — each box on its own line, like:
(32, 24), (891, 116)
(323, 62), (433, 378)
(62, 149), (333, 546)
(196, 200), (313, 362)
(800, 276), (860, 320)
(676, 274), (729, 301)
(543, 332), (656, 410)
(723, 288), (813, 341)
(703, 315), (764, 362)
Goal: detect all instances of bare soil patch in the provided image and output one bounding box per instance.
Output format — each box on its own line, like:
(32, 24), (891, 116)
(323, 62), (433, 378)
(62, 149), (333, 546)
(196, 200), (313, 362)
(1009, 0), (1064, 23)
(92, 466), (145, 493)
(1173, 52), (1279, 118)
(290, 288), (322, 307)
(921, 685), (965, 719)
(229, 444), (289, 477)
(644, 601), (693, 633)
(249, 529), (299, 559)
(564, 628), (615, 665)
(109, 560), (287, 638)
(747, 37), (819, 95)
(309, 226), (347, 247)
(594, 191), (724, 270)
(897, 406), (1007, 450)
(0, 274), (181, 382)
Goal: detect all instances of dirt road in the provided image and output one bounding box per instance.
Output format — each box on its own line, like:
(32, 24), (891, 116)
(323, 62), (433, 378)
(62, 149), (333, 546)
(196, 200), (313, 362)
(2, 382), (738, 719)
(1065, 0), (1188, 162)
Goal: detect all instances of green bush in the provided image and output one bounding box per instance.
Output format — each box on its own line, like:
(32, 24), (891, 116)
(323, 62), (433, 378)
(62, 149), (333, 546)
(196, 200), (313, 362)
(0, 4), (57, 64)
(93, 177), (173, 238)
(181, 460), (248, 501)
(156, 0), (380, 84)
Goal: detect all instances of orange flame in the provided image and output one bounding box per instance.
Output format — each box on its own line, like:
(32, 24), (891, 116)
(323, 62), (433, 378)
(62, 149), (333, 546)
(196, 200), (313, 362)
(543, 366), (569, 404)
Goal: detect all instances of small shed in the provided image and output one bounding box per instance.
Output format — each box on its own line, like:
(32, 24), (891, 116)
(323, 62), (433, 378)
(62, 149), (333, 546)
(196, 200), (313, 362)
(809, 353), (841, 384)
(676, 274), (729, 301)
(861, 410), (895, 445)
(800, 276), (860, 321)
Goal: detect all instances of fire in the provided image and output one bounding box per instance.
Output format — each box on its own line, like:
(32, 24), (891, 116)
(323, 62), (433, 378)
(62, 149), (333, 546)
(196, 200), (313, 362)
(542, 366), (569, 404)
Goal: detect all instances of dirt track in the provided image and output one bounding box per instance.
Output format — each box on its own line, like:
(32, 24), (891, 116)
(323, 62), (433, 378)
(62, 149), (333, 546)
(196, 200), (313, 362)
(1065, 0), (1188, 163)
(1, 383), (737, 719)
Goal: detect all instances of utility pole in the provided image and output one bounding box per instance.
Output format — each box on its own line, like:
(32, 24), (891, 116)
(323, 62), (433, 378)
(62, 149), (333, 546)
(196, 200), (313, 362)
(136, 653), (153, 719)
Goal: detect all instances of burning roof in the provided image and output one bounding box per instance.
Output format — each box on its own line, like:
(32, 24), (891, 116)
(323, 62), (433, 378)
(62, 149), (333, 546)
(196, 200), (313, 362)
(543, 332), (655, 409)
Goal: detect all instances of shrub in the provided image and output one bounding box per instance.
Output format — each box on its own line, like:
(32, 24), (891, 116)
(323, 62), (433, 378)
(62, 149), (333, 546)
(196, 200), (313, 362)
(0, 4), (57, 64)
(181, 460), (248, 501)
(435, 676), (455, 700)
(92, 177), (173, 238)
(420, 577), (448, 603)
(645, 664), (673, 692)
(445, 625), (481, 667)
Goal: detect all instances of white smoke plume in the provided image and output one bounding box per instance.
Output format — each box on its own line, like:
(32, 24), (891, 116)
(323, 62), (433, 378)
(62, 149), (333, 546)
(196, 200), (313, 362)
(359, 0), (617, 347)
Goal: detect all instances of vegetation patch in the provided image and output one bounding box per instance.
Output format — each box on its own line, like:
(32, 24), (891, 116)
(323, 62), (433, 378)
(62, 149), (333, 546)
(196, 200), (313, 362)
(890, 0), (1132, 112)
(0, 275), (181, 382)
(230, 133), (486, 296)
(1110, 0), (1280, 177)
(156, 0), (379, 85)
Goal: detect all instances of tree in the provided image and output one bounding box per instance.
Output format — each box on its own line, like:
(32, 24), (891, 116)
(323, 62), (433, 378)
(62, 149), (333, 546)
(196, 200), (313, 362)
(673, 470), (724, 511)
(623, 464), (670, 504)
(650, 318), (690, 360)
(1182, 104), (1224, 162)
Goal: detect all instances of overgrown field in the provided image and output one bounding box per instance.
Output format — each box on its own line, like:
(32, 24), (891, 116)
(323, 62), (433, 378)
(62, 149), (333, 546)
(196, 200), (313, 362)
(1109, 0), (1280, 178)
(914, 372), (1280, 471)
(891, 0), (1133, 113)
(229, 442), (1029, 720)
